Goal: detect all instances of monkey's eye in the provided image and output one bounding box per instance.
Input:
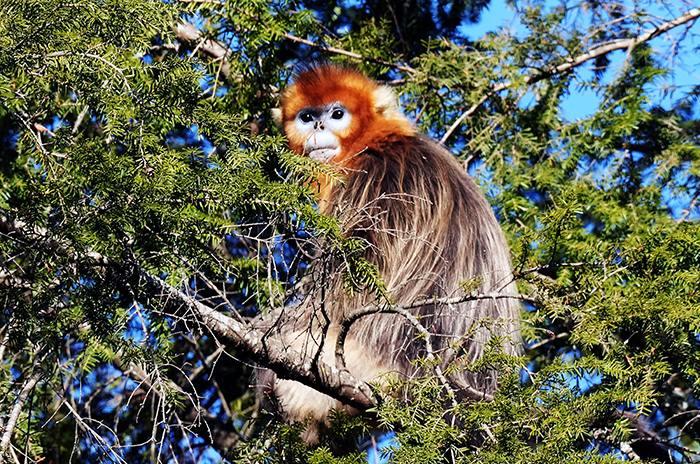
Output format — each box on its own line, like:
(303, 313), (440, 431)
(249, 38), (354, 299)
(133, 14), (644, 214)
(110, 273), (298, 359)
(299, 112), (314, 123)
(331, 109), (345, 120)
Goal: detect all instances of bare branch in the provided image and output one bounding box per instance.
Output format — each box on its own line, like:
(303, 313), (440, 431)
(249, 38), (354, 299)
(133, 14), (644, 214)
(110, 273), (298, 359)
(526, 331), (569, 351)
(334, 291), (528, 402)
(386, 306), (460, 406)
(173, 21), (416, 80)
(0, 370), (42, 457)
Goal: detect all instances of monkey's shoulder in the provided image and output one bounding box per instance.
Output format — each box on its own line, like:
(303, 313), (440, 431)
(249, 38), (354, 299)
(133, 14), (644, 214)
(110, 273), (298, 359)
(361, 135), (463, 171)
(338, 135), (493, 221)
(353, 135), (476, 191)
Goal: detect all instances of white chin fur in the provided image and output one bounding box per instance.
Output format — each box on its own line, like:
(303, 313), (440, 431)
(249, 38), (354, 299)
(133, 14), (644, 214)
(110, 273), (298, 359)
(308, 148), (339, 163)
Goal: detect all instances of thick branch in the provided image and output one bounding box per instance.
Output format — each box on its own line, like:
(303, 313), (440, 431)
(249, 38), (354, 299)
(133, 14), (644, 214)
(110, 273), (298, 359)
(440, 8), (700, 144)
(138, 274), (377, 410)
(0, 217), (376, 411)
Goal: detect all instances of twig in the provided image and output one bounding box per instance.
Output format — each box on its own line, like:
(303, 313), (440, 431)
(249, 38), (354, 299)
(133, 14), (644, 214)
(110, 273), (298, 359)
(377, 305), (460, 407)
(72, 105), (89, 134)
(526, 331), (569, 351)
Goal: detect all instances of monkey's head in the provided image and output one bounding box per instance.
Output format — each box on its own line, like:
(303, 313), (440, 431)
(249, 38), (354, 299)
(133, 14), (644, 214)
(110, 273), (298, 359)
(278, 66), (414, 163)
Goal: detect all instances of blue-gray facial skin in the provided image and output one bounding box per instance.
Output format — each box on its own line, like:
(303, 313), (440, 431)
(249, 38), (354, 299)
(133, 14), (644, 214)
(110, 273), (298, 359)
(294, 103), (352, 162)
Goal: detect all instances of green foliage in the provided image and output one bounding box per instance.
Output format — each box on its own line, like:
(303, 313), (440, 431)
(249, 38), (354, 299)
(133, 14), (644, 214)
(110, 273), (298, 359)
(0, 0), (698, 462)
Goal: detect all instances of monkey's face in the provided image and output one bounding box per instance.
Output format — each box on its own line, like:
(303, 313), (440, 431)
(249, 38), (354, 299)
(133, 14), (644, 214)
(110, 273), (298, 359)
(280, 66), (414, 164)
(292, 103), (352, 162)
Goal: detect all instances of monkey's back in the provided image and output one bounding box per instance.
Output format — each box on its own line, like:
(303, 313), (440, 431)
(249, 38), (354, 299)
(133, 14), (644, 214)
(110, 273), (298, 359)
(325, 135), (521, 392)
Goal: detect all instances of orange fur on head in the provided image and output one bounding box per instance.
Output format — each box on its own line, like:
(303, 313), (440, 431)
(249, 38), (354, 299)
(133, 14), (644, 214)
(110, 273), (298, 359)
(280, 66), (414, 166)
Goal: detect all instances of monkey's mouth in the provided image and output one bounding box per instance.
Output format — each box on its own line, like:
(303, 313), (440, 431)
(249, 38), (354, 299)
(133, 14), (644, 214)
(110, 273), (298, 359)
(307, 146), (339, 163)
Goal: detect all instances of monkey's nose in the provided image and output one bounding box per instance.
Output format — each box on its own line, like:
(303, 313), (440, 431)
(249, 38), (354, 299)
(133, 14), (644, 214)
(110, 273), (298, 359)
(314, 121), (325, 130)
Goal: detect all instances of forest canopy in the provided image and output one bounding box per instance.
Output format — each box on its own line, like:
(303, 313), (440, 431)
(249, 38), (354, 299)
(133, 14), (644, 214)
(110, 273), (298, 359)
(0, 0), (699, 462)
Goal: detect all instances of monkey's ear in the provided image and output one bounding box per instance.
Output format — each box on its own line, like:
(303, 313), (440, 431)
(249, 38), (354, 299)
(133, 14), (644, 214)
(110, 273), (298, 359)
(271, 107), (283, 128)
(373, 86), (403, 119)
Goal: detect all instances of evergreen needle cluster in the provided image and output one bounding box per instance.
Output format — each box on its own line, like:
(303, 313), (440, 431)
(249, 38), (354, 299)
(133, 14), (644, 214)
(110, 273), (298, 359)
(0, 0), (698, 462)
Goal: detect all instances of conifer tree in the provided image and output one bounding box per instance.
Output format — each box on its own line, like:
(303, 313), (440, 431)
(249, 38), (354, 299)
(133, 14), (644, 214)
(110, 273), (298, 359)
(0, 0), (698, 462)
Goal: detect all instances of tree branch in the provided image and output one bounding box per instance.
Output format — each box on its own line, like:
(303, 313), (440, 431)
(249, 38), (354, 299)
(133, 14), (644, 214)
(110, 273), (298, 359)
(174, 23), (232, 79)
(141, 273), (375, 409)
(114, 357), (243, 452)
(0, 216), (376, 411)
(0, 370), (41, 457)
(282, 33), (416, 74)
(334, 292), (528, 402)
(173, 22), (416, 80)
(440, 8), (700, 144)
(526, 331), (569, 351)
